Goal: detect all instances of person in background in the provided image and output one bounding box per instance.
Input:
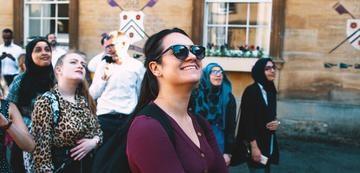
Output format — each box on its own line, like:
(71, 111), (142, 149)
(233, 58), (280, 173)
(0, 28), (24, 86)
(17, 53), (26, 73)
(88, 34), (106, 73)
(6, 38), (55, 173)
(190, 62), (236, 166)
(0, 74), (35, 173)
(46, 33), (66, 68)
(89, 32), (145, 143)
(0, 83), (35, 173)
(126, 28), (228, 173)
(31, 52), (102, 173)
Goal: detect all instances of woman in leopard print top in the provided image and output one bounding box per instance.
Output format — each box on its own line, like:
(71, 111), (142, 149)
(31, 52), (102, 173)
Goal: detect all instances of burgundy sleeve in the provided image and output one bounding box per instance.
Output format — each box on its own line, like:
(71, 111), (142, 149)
(126, 115), (186, 173)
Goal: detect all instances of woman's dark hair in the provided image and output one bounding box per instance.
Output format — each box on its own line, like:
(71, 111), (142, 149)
(18, 38), (55, 107)
(133, 28), (189, 114)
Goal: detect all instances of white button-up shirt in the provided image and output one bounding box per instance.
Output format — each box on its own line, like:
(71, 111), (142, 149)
(90, 55), (145, 115)
(0, 42), (24, 75)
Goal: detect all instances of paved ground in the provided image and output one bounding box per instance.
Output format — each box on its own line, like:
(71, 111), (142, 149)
(229, 137), (360, 173)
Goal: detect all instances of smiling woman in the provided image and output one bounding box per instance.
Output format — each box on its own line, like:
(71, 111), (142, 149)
(124, 28), (228, 173)
(6, 38), (55, 173)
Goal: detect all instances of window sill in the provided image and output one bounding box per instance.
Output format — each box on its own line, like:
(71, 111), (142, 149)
(202, 57), (259, 72)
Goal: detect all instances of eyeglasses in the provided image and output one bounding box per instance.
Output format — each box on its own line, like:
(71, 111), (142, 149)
(210, 69), (223, 75)
(154, 44), (205, 61)
(264, 65), (277, 71)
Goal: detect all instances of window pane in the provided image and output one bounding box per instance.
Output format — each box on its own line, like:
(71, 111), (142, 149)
(248, 27), (270, 52)
(29, 4), (41, 17)
(42, 4), (56, 18)
(207, 2), (227, 25)
(228, 3), (248, 25)
(57, 19), (69, 33)
(207, 27), (227, 46)
(228, 27), (247, 48)
(58, 4), (69, 17)
(250, 3), (272, 26)
(29, 19), (41, 37)
(57, 33), (69, 44)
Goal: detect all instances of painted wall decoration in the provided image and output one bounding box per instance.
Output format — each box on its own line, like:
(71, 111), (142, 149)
(329, 2), (359, 53)
(325, 2), (359, 70)
(347, 19), (360, 50)
(106, 0), (158, 56)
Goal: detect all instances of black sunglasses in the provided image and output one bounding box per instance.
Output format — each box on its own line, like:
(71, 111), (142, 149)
(154, 44), (206, 61)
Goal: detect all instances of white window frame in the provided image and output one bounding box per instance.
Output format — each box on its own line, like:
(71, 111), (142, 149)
(24, 0), (70, 46)
(203, 0), (273, 54)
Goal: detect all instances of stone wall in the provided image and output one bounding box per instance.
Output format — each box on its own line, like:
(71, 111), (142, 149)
(279, 0), (360, 105)
(78, 0), (194, 59)
(0, 0), (13, 45)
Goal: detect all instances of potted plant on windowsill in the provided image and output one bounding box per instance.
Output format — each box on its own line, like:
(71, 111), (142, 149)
(203, 44), (272, 72)
(205, 44), (271, 59)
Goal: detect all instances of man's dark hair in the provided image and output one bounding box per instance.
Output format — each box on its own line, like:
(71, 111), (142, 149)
(2, 28), (13, 36)
(45, 33), (55, 40)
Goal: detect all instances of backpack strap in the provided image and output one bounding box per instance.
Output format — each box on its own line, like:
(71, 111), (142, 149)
(138, 103), (212, 147)
(137, 103), (175, 145)
(42, 91), (61, 126)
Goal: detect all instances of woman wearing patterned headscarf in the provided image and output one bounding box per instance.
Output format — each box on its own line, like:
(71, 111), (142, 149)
(190, 63), (236, 166)
(233, 58), (280, 173)
(7, 38), (55, 173)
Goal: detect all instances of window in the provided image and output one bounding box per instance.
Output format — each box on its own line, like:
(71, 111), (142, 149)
(24, 0), (70, 47)
(204, 0), (272, 56)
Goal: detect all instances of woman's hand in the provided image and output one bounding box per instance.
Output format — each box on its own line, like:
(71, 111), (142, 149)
(266, 120), (280, 131)
(223, 154), (231, 166)
(251, 146), (262, 163)
(70, 138), (97, 160)
(0, 113), (9, 127)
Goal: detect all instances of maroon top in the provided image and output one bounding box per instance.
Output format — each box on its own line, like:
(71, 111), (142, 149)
(126, 108), (228, 173)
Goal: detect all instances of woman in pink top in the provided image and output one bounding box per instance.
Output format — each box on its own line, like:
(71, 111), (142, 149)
(126, 28), (228, 173)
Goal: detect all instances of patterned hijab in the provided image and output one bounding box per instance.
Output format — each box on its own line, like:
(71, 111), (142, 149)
(192, 63), (232, 129)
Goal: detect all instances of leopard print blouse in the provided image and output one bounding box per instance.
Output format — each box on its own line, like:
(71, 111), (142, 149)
(31, 86), (103, 172)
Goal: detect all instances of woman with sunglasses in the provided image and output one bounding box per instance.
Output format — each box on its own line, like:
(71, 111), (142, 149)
(126, 28), (228, 173)
(7, 38), (55, 173)
(233, 58), (280, 173)
(190, 63), (236, 166)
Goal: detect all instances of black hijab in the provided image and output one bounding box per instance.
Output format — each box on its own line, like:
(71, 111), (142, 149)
(18, 38), (55, 106)
(251, 58), (277, 119)
(251, 58), (277, 94)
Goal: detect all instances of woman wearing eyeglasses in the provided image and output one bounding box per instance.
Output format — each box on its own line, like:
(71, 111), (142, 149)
(190, 63), (236, 166)
(126, 28), (228, 173)
(233, 58), (280, 173)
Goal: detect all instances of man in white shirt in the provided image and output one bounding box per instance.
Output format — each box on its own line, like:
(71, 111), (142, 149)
(89, 32), (145, 142)
(0, 28), (24, 85)
(88, 35), (106, 73)
(46, 33), (66, 67)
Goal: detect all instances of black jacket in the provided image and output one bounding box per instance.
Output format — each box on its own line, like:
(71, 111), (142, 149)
(234, 82), (279, 167)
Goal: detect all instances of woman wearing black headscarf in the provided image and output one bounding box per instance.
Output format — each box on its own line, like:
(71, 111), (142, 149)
(7, 38), (55, 173)
(232, 58), (280, 173)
